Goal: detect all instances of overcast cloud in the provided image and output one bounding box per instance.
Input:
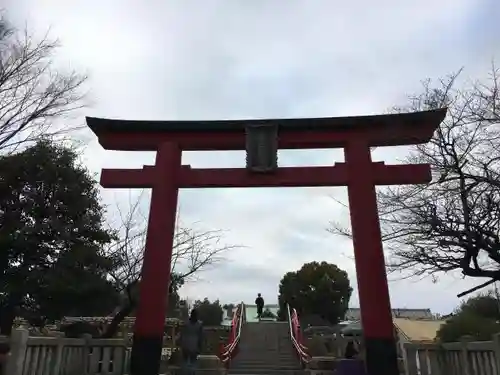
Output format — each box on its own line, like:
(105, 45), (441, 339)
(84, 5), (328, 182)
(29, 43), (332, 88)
(5, 0), (500, 313)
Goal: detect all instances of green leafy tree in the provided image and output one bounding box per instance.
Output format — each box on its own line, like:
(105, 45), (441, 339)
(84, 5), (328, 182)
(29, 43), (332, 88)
(194, 298), (224, 326)
(437, 313), (500, 343)
(0, 140), (118, 334)
(459, 293), (500, 320)
(277, 261), (352, 324)
(437, 293), (500, 342)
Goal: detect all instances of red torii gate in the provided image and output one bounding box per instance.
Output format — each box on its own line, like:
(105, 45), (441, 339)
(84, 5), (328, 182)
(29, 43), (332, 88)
(86, 108), (446, 375)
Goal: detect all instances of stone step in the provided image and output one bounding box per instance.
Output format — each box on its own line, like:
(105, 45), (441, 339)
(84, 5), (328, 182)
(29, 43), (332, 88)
(239, 346), (292, 350)
(232, 359), (298, 364)
(242, 346), (294, 348)
(240, 338), (290, 341)
(231, 363), (299, 369)
(240, 341), (294, 346)
(241, 340), (291, 344)
(238, 349), (295, 352)
(233, 358), (299, 364)
(237, 353), (295, 356)
(237, 346), (292, 350)
(244, 338), (290, 340)
(232, 360), (299, 366)
(238, 352), (295, 355)
(235, 355), (296, 359)
(232, 357), (299, 363)
(239, 349), (294, 352)
(228, 369), (304, 375)
(238, 348), (295, 352)
(160, 371), (225, 375)
(241, 333), (290, 336)
(240, 342), (290, 345)
(240, 341), (292, 345)
(235, 354), (297, 359)
(232, 361), (299, 366)
(234, 355), (297, 362)
(230, 322), (301, 375)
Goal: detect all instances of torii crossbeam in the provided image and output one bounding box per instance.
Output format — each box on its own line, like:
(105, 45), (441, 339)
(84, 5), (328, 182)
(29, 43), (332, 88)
(86, 108), (446, 375)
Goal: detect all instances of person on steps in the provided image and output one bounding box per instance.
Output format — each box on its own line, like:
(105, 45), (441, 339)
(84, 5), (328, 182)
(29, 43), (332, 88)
(0, 343), (10, 375)
(179, 309), (203, 375)
(344, 340), (359, 359)
(255, 293), (264, 320)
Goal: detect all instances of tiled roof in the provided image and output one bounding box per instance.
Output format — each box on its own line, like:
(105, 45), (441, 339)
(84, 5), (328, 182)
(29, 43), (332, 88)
(393, 318), (445, 341)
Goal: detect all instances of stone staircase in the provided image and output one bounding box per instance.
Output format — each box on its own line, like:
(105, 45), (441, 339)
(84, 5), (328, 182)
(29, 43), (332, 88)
(228, 321), (304, 375)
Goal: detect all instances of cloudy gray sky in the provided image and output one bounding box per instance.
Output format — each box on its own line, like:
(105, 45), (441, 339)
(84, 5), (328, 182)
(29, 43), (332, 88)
(5, 0), (500, 314)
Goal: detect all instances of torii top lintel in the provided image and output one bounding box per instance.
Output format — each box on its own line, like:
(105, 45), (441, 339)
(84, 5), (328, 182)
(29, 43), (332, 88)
(86, 108), (446, 151)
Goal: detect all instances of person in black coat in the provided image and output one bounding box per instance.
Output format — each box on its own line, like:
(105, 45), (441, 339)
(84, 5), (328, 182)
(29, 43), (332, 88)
(255, 293), (264, 319)
(344, 340), (359, 359)
(0, 343), (10, 375)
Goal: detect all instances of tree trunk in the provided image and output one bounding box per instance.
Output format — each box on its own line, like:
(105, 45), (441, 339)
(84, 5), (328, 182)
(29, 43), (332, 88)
(100, 300), (136, 338)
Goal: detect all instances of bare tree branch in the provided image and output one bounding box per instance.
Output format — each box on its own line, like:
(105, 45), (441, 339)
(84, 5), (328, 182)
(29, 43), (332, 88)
(328, 63), (500, 291)
(100, 191), (241, 337)
(0, 16), (87, 154)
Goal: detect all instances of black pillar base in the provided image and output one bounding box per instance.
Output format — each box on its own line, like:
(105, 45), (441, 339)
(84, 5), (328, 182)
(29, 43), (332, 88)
(130, 334), (164, 375)
(364, 336), (399, 375)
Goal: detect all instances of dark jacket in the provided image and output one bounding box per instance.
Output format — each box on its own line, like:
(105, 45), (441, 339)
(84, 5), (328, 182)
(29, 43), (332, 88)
(255, 297), (264, 308)
(180, 320), (203, 355)
(344, 341), (358, 359)
(0, 343), (10, 375)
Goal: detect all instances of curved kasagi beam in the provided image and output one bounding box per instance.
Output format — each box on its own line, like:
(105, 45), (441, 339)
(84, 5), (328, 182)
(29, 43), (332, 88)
(86, 108), (447, 151)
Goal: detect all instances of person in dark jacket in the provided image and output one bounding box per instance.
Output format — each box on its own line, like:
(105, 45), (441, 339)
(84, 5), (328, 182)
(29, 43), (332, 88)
(0, 343), (10, 375)
(255, 293), (264, 319)
(344, 340), (359, 359)
(179, 309), (203, 375)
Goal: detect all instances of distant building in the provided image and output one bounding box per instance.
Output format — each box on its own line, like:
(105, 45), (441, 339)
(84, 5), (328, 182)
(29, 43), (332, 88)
(345, 308), (434, 321)
(223, 304), (435, 322)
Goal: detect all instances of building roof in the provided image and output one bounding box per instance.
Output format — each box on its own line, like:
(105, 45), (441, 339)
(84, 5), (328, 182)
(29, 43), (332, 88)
(339, 317), (445, 341)
(393, 318), (445, 341)
(347, 307), (432, 312)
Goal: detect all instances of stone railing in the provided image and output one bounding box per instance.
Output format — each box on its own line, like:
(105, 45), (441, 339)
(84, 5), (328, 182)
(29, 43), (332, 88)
(1, 328), (225, 375)
(303, 334), (500, 375)
(4, 326), (499, 375)
(403, 335), (500, 375)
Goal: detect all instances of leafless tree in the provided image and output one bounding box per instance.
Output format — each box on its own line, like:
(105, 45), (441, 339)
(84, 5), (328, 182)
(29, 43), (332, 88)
(101, 192), (239, 337)
(329, 64), (500, 295)
(0, 15), (86, 153)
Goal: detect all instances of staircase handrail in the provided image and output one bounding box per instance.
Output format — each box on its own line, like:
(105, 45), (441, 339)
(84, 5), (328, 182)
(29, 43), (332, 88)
(220, 301), (245, 364)
(286, 303), (311, 364)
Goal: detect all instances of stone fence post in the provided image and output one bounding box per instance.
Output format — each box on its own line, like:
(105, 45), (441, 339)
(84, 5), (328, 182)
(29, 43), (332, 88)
(493, 333), (500, 374)
(5, 328), (28, 375)
(402, 342), (418, 375)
